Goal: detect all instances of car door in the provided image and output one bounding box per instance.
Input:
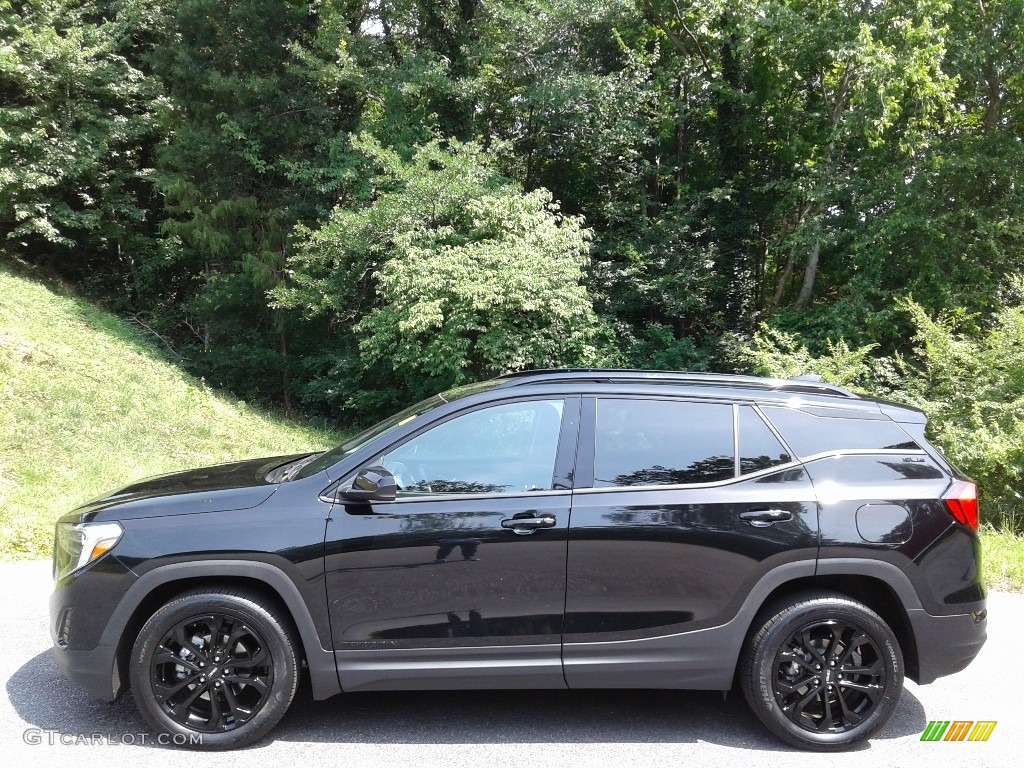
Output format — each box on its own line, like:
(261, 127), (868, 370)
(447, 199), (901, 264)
(562, 396), (819, 690)
(324, 396), (580, 691)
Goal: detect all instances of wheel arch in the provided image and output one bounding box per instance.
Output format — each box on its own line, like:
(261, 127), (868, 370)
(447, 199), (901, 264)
(107, 561), (341, 700)
(744, 575), (920, 683)
(737, 556), (926, 683)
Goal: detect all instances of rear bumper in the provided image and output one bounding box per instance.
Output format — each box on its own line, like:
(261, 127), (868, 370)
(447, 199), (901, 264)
(908, 603), (987, 684)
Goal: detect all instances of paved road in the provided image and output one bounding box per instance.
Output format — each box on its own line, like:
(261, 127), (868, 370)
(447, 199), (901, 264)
(2, 560), (1018, 767)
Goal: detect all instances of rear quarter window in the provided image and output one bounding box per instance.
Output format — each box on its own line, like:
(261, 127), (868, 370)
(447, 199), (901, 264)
(759, 406), (920, 459)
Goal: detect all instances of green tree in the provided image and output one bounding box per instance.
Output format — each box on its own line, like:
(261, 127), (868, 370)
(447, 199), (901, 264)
(0, 0), (166, 301)
(274, 135), (609, 417)
(842, 0), (1024, 325)
(145, 0), (363, 411)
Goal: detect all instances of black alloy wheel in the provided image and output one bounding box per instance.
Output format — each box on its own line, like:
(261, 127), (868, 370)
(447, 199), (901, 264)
(740, 591), (903, 751)
(130, 589), (299, 750)
(773, 619), (886, 733)
(150, 613), (273, 732)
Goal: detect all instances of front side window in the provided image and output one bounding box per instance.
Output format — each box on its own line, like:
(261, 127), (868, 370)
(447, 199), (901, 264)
(295, 380), (506, 480)
(295, 395), (446, 479)
(381, 400), (565, 496)
(594, 399), (735, 487)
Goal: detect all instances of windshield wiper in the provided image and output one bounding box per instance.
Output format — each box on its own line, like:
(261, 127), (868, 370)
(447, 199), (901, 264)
(265, 452), (325, 483)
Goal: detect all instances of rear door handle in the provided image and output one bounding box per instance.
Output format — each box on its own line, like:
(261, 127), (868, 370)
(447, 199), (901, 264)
(739, 509), (793, 527)
(501, 514), (556, 535)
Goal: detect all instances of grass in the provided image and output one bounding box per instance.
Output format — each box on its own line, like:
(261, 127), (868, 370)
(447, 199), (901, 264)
(0, 261), (342, 559)
(980, 527), (1024, 592)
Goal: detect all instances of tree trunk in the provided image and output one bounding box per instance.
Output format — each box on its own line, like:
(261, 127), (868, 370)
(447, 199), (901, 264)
(203, 260), (211, 350)
(771, 244), (796, 311)
(278, 324), (292, 417)
(645, 154), (660, 218)
(120, 240), (143, 305)
(795, 238), (820, 309)
(524, 105), (536, 189)
(675, 76), (688, 194)
(978, 0), (1002, 133)
(711, 11), (754, 328)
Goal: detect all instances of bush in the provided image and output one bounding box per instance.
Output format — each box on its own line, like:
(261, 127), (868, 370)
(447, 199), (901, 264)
(274, 136), (614, 420)
(888, 298), (1024, 532)
(738, 325), (880, 391)
(624, 324), (713, 372)
(743, 297), (1024, 534)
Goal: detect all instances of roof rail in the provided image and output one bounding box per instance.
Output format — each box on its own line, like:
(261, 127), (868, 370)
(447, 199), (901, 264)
(495, 368), (858, 398)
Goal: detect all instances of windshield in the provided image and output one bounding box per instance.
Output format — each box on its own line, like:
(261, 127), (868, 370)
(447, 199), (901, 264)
(293, 378), (504, 480)
(294, 396), (444, 479)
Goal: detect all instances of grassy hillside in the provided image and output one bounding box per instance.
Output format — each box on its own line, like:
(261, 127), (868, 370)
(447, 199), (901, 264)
(0, 263), (341, 559)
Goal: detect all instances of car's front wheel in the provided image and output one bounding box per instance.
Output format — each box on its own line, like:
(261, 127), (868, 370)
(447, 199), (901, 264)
(739, 591), (904, 751)
(129, 588), (299, 750)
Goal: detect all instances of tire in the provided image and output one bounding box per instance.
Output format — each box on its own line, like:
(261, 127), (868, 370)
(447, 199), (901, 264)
(129, 588), (300, 750)
(739, 591), (904, 751)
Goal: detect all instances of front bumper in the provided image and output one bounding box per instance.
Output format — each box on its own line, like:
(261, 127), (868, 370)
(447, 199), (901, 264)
(908, 602), (987, 684)
(49, 635), (122, 702)
(49, 556), (137, 701)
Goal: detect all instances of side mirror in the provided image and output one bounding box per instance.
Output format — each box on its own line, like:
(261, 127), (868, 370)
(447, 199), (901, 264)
(340, 466), (398, 503)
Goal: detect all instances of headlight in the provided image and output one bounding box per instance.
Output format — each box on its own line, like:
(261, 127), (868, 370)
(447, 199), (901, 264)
(53, 521), (123, 581)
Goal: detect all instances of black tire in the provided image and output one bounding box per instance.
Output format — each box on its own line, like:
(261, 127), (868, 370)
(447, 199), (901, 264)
(739, 591), (903, 751)
(129, 588), (299, 750)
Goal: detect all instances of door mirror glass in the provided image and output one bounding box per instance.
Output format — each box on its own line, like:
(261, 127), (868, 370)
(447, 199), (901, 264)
(340, 466), (398, 503)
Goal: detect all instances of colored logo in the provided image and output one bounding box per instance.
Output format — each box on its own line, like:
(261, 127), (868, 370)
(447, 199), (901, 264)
(920, 720), (997, 742)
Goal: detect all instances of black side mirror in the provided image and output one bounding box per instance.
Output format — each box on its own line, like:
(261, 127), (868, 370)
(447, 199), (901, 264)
(340, 466), (398, 503)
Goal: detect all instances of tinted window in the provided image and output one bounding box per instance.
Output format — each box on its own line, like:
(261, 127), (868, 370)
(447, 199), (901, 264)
(296, 395), (446, 479)
(759, 407), (920, 459)
(738, 407), (792, 474)
(594, 399), (735, 487)
(381, 400), (564, 495)
(295, 380), (506, 480)
(802, 455), (944, 484)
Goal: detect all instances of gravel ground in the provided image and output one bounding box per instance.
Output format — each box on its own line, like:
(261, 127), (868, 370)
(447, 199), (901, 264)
(2, 559), (1018, 767)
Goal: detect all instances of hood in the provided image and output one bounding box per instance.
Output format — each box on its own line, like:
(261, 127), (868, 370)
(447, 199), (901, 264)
(72, 454), (307, 522)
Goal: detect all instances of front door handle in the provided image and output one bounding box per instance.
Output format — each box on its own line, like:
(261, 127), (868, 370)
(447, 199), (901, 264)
(501, 513), (556, 535)
(739, 508), (793, 527)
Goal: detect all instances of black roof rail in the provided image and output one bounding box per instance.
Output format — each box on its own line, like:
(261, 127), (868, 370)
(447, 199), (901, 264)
(495, 368), (858, 399)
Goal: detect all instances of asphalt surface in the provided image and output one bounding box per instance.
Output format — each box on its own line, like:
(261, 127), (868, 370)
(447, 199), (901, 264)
(2, 560), (1018, 767)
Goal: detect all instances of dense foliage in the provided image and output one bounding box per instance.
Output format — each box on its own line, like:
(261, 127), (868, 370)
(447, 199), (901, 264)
(2, 1), (1023, 527)
(743, 297), (1024, 532)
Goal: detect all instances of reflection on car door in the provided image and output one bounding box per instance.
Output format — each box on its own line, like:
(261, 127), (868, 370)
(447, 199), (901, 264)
(563, 397), (819, 690)
(324, 396), (580, 691)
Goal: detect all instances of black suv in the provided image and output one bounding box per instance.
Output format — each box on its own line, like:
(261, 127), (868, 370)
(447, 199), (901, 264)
(51, 370), (986, 751)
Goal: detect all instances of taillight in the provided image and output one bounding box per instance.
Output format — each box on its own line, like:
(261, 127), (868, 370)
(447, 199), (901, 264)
(943, 481), (978, 530)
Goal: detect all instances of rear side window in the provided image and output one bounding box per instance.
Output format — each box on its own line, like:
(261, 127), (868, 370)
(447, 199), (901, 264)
(738, 407), (792, 474)
(594, 399), (734, 487)
(759, 406), (920, 459)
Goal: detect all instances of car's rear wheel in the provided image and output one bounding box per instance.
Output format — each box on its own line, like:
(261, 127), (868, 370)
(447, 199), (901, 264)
(129, 588), (299, 750)
(740, 591), (903, 750)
